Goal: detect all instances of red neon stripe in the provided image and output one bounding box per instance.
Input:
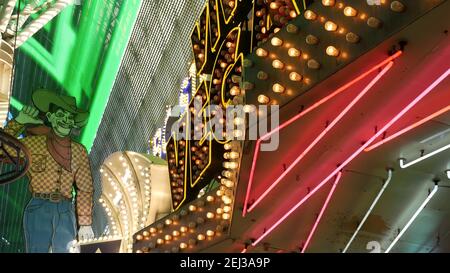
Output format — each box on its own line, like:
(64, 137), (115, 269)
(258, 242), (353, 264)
(247, 62), (394, 213)
(364, 105), (450, 152)
(251, 68), (450, 247)
(301, 172), (342, 253)
(242, 51), (402, 217)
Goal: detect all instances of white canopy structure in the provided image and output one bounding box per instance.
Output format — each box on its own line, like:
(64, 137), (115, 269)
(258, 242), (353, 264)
(96, 151), (172, 253)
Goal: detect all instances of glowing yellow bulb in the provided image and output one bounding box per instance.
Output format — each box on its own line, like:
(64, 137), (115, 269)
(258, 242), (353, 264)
(289, 72), (302, 82)
(304, 10), (317, 20)
(222, 195), (233, 205)
(136, 235), (143, 241)
(165, 219), (173, 225)
(222, 213), (231, 220)
(197, 234), (206, 241)
(164, 235), (173, 241)
(288, 48), (301, 57)
(143, 231), (150, 237)
(149, 227), (157, 233)
(272, 83), (285, 93)
(322, 0), (335, 6)
(289, 10), (297, 18)
(180, 226), (188, 233)
(180, 242), (188, 249)
(230, 86), (240, 96)
(157, 238), (164, 245)
(269, 2), (279, 9)
(206, 230), (215, 237)
(206, 212), (215, 219)
(256, 48), (268, 57)
(206, 196), (215, 202)
(223, 206), (231, 213)
(224, 161), (238, 169)
(271, 37), (283, 47)
(344, 6), (357, 17)
(257, 94), (270, 104)
(326, 46), (340, 57)
(272, 59), (284, 69)
(172, 230), (180, 237)
(224, 180), (234, 188)
(189, 205), (197, 211)
(324, 21), (338, 31)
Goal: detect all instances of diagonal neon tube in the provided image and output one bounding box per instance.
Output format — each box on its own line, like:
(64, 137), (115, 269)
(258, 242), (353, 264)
(251, 67), (450, 247)
(243, 51), (402, 217)
(365, 105), (450, 152)
(385, 184), (438, 253)
(301, 172), (343, 253)
(342, 169), (393, 253)
(399, 143), (450, 168)
(247, 62), (395, 214)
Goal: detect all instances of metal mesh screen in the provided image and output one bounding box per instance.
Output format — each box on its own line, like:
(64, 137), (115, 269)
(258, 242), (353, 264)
(89, 0), (206, 234)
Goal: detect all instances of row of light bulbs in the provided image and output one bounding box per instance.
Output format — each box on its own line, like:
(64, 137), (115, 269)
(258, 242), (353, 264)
(134, 142), (240, 253)
(135, 194), (230, 252)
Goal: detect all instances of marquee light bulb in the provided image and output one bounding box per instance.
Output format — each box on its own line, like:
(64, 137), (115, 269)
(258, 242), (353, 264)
(271, 37), (283, 47)
(289, 72), (302, 82)
(180, 226), (188, 233)
(272, 59), (284, 69)
(322, 0), (335, 6)
(288, 48), (301, 57)
(258, 95), (270, 104)
(304, 10), (317, 20)
(324, 21), (338, 31)
(256, 48), (268, 57)
(272, 83), (285, 93)
(344, 6), (357, 17)
(326, 46), (340, 57)
(269, 2), (279, 9)
(180, 242), (188, 249)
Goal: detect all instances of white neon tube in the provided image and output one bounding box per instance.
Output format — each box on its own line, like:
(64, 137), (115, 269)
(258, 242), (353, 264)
(342, 169), (393, 253)
(446, 170), (450, 179)
(399, 143), (450, 168)
(385, 184), (439, 253)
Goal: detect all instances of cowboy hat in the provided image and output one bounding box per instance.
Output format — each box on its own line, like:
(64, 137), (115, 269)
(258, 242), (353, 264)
(32, 89), (89, 128)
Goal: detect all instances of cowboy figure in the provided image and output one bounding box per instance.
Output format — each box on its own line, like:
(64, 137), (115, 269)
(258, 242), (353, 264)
(3, 89), (95, 253)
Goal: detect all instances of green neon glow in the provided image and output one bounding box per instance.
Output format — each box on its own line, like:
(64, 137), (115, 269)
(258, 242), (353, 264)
(2, 1), (142, 252)
(80, 0), (142, 152)
(15, 0), (142, 152)
(10, 97), (24, 111)
(20, 37), (61, 84)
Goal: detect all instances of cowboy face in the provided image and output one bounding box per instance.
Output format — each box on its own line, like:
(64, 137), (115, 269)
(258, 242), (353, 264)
(46, 108), (76, 137)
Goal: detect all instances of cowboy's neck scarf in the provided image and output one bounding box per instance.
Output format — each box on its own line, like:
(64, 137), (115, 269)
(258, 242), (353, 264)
(27, 126), (72, 172)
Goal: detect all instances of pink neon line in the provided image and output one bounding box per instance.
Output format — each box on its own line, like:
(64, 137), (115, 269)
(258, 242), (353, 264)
(242, 51), (402, 217)
(251, 68), (450, 247)
(301, 172), (342, 253)
(364, 105), (450, 152)
(247, 62), (394, 213)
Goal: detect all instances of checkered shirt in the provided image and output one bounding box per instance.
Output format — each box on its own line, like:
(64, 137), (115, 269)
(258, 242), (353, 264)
(3, 120), (94, 226)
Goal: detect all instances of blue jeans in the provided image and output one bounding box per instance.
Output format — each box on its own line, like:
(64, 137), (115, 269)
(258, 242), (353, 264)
(24, 198), (77, 253)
